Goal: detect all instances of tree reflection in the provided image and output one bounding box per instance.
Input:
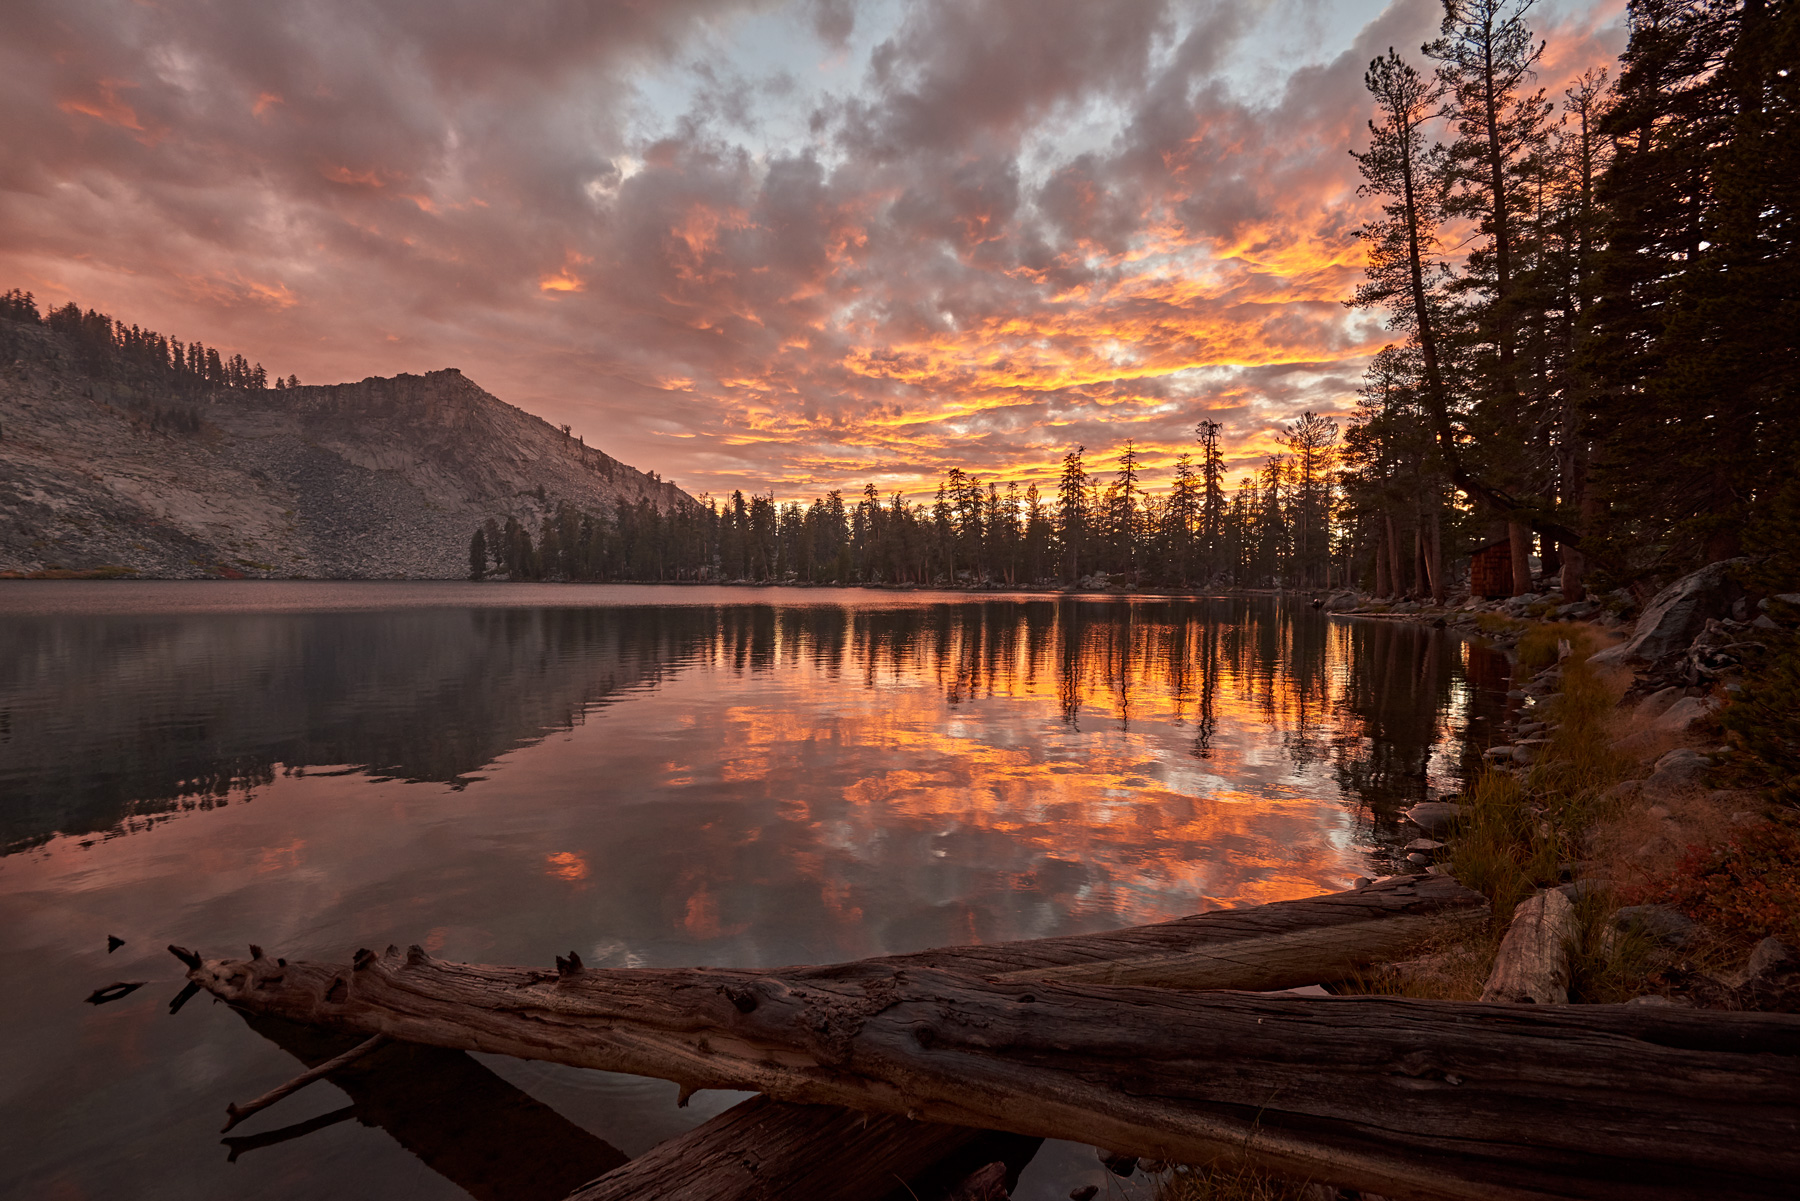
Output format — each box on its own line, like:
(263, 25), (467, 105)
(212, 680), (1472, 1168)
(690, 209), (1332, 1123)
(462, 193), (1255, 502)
(1, 599), (1509, 854)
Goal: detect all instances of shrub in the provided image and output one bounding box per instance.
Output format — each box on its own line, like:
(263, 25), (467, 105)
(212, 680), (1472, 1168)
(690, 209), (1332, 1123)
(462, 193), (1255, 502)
(1648, 818), (1800, 945)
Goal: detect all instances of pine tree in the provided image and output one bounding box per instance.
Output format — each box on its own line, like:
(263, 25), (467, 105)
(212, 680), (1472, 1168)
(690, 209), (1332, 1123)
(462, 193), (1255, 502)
(468, 528), (487, 580)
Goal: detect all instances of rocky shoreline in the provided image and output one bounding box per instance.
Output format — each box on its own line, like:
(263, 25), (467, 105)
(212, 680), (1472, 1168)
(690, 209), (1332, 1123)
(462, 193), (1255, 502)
(1326, 564), (1800, 1014)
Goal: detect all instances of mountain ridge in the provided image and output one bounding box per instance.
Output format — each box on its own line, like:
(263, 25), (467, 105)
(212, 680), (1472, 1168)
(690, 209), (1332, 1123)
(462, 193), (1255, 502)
(0, 315), (692, 579)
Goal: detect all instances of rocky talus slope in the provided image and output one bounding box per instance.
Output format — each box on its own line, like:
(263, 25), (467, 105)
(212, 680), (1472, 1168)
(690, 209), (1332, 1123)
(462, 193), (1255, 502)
(0, 321), (690, 578)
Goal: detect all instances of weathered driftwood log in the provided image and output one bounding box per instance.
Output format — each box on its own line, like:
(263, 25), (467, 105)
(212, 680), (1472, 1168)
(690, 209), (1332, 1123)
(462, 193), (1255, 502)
(177, 944), (1800, 1201)
(864, 873), (1486, 990)
(564, 1095), (976, 1201)
(562, 877), (1476, 1201)
(1482, 889), (1577, 1004)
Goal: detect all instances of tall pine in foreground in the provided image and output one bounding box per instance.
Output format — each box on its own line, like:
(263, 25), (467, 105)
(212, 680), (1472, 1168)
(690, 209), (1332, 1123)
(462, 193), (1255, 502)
(1586, 0), (1800, 570)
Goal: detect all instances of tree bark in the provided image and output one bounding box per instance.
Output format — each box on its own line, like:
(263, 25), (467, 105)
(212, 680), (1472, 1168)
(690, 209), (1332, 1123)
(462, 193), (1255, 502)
(1385, 513), (1403, 599)
(1374, 524), (1390, 598)
(1428, 507), (1445, 604)
(1508, 520), (1533, 596)
(565, 1095), (978, 1201)
(179, 947), (1800, 1201)
(1482, 890), (1577, 1005)
(562, 877), (1476, 1201)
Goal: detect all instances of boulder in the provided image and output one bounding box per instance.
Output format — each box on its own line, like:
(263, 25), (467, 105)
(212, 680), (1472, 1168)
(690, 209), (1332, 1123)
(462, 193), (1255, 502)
(1402, 801), (1464, 835)
(1635, 686), (1683, 723)
(1655, 695), (1720, 734)
(1734, 938), (1800, 1012)
(1591, 559), (1749, 666)
(1610, 904), (1696, 950)
(1641, 748), (1710, 799)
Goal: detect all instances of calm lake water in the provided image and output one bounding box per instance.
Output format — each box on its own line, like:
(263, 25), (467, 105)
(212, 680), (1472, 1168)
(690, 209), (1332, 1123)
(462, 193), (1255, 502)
(0, 582), (1513, 1201)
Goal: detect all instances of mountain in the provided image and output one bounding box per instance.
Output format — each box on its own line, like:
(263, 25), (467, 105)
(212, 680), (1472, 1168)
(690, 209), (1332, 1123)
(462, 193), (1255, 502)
(0, 314), (690, 579)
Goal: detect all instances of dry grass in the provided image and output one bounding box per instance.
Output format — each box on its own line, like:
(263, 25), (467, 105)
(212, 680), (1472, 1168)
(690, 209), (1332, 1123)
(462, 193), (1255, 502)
(1152, 1162), (1326, 1201)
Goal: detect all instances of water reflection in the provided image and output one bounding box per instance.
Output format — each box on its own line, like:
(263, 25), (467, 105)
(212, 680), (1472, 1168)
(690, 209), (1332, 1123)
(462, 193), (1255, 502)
(3, 596), (1502, 859)
(0, 587), (1510, 1201)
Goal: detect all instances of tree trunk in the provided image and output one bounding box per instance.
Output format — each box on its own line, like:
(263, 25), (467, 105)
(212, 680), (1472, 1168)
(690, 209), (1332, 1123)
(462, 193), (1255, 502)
(1508, 521), (1533, 596)
(1384, 512), (1403, 599)
(1374, 526), (1390, 599)
(1412, 521), (1427, 598)
(180, 948), (1800, 1201)
(1428, 507), (1445, 604)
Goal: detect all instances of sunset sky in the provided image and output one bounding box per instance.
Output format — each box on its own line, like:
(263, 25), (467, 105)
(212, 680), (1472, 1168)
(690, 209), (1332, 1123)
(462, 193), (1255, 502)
(1, 0), (1623, 504)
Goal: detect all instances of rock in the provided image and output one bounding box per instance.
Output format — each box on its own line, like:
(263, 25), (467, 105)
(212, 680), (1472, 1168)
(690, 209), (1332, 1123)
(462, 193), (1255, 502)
(1655, 695), (1720, 733)
(1758, 592), (1800, 613)
(1636, 685), (1683, 722)
(1611, 904), (1697, 950)
(1404, 852), (1431, 866)
(945, 1161), (1009, 1201)
(1591, 559), (1749, 666)
(1483, 745), (1514, 759)
(1404, 838), (1446, 854)
(1753, 613), (1781, 630)
(1557, 878), (1612, 904)
(1069, 1187), (1099, 1201)
(1403, 801), (1465, 835)
(1645, 804), (1671, 819)
(1099, 1151), (1139, 1177)
(1625, 994), (1683, 1007)
(1640, 748), (1710, 799)
(1555, 600), (1599, 619)
(1506, 689), (1527, 699)
(1352, 876), (1373, 889)
(1733, 938), (1800, 1012)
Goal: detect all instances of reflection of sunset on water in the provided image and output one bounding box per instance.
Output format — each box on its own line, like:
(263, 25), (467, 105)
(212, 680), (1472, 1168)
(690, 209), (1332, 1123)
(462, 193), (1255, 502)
(501, 598), (1506, 940)
(0, 589), (1515, 1201)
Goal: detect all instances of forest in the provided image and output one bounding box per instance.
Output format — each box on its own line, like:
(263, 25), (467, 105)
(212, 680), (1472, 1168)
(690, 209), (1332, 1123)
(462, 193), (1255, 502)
(0, 288), (293, 393)
(472, 0), (1797, 599)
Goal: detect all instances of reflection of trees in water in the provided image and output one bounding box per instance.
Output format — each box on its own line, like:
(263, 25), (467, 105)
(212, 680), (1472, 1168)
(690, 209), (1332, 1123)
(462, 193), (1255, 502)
(2, 599), (1508, 855)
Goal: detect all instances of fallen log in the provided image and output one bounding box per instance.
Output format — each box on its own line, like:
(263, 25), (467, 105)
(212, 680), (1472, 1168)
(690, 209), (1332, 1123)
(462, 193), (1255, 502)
(865, 873), (1486, 990)
(563, 1095), (976, 1201)
(1482, 889), (1577, 1004)
(561, 876), (1479, 1201)
(177, 945), (1800, 1201)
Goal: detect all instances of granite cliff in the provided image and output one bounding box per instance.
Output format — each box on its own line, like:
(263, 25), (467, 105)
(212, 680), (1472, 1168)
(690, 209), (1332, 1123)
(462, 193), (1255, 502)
(0, 318), (690, 578)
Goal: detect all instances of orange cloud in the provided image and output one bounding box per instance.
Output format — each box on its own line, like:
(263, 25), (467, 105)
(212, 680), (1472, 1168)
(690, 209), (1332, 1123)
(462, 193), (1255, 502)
(321, 164), (387, 188)
(58, 80), (158, 142)
(545, 851), (588, 880)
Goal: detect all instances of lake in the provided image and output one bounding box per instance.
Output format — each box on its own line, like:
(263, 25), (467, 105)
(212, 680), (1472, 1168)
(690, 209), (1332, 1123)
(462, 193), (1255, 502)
(0, 582), (1513, 1200)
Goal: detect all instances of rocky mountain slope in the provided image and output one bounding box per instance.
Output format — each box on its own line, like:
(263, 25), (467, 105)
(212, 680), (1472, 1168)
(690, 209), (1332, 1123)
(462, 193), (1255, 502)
(0, 319), (690, 578)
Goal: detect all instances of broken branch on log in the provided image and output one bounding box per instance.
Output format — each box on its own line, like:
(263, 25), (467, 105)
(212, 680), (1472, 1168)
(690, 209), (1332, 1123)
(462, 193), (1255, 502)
(176, 942), (1800, 1201)
(221, 1032), (390, 1132)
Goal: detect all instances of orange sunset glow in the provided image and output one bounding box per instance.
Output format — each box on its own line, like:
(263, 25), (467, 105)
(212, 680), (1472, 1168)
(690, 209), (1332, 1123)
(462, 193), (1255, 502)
(0, 0), (1623, 500)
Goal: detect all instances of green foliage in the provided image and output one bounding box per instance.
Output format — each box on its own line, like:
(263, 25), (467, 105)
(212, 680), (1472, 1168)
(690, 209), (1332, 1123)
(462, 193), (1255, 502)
(1721, 621), (1800, 803)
